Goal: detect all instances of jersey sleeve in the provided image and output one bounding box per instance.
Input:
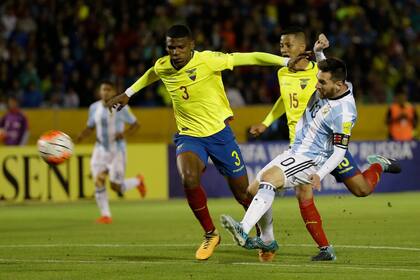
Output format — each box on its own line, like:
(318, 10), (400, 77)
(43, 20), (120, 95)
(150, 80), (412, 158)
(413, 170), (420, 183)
(331, 109), (356, 149)
(202, 51), (235, 71)
(231, 52), (289, 67)
(262, 96), (285, 127)
(121, 106), (137, 124)
(87, 104), (96, 128)
(126, 67), (160, 96)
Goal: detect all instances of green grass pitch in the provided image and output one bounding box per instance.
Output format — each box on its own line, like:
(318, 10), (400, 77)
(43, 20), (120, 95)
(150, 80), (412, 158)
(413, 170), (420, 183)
(0, 192), (419, 280)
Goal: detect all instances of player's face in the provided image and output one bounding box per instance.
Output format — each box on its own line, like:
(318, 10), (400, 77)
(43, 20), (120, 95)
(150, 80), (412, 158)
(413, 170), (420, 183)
(7, 98), (18, 110)
(280, 34), (305, 58)
(316, 71), (340, 99)
(99, 84), (116, 101)
(166, 37), (194, 69)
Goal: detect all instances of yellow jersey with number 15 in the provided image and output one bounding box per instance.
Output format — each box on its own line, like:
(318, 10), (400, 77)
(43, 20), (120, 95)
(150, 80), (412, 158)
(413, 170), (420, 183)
(154, 50), (235, 137)
(277, 61), (319, 144)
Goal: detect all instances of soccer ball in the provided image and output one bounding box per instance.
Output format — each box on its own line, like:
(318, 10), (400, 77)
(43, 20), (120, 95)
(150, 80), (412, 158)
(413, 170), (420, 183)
(37, 130), (74, 165)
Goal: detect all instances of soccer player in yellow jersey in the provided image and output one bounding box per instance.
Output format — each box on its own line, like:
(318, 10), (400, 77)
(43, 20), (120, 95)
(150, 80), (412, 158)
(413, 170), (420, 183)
(249, 27), (401, 261)
(106, 24), (302, 260)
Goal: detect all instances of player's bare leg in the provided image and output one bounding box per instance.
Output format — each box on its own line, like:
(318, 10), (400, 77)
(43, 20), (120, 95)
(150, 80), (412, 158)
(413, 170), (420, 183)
(295, 185), (336, 261)
(344, 155), (401, 197)
(221, 167), (283, 260)
(94, 172), (112, 224)
(177, 152), (220, 260)
(227, 175), (253, 209)
(110, 175), (147, 199)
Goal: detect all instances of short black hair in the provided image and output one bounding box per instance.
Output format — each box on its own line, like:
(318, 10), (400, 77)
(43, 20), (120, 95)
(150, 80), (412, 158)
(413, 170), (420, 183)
(280, 26), (306, 37)
(99, 80), (115, 88)
(318, 58), (347, 82)
(166, 24), (192, 39)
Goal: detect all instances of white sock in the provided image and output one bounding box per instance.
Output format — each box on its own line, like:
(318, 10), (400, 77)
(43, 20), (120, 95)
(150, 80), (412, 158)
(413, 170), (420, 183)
(258, 206), (275, 243)
(95, 187), (111, 217)
(120, 177), (140, 193)
(241, 182), (276, 234)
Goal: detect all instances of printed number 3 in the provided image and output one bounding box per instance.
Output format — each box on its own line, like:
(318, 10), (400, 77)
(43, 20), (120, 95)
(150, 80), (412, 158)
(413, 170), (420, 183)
(231, 150), (241, 166)
(180, 86), (189, 100)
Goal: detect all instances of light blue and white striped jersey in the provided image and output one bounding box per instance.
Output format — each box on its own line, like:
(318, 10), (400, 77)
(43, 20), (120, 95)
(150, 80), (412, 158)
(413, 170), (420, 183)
(291, 82), (357, 166)
(87, 101), (137, 151)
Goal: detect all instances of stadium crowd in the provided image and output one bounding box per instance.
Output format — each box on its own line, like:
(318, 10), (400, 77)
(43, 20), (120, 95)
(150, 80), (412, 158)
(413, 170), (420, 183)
(0, 0), (418, 108)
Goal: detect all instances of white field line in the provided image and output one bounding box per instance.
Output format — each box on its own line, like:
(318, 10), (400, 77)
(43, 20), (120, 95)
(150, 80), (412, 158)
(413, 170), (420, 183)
(0, 258), (419, 273)
(232, 262), (420, 273)
(0, 243), (419, 252)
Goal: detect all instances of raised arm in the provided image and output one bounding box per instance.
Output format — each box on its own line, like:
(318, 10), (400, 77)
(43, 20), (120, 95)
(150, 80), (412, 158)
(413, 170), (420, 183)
(313, 33), (329, 62)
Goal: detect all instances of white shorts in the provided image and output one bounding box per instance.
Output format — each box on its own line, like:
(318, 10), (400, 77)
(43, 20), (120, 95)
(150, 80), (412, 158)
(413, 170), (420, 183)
(90, 145), (126, 184)
(256, 150), (318, 189)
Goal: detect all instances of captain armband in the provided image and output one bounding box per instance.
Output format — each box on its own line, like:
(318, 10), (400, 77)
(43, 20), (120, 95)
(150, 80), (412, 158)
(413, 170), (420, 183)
(333, 133), (350, 149)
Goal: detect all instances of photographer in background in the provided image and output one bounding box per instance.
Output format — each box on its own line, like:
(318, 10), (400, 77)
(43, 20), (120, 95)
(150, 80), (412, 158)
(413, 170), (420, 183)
(387, 83), (418, 141)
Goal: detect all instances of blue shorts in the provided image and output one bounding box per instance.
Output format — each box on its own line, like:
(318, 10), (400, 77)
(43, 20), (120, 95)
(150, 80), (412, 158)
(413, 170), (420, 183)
(174, 125), (247, 178)
(330, 150), (361, 182)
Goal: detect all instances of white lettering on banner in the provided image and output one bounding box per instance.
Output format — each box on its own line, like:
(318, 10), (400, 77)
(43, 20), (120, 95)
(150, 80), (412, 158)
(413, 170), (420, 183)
(267, 144), (289, 159)
(240, 143), (289, 164)
(245, 165), (265, 182)
(359, 141), (416, 160)
(348, 142), (358, 157)
(240, 144), (268, 163)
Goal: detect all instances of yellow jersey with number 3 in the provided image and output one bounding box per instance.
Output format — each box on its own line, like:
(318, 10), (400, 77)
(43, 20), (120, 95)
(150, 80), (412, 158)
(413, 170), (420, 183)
(154, 50), (235, 137)
(277, 61), (319, 143)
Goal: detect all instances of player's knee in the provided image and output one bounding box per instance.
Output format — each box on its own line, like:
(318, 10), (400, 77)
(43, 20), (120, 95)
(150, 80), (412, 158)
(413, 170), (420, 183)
(352, 186), (372, 197)
(180, 170), (201, 189)
(95, 173), (106, 187)
(295, 184), (314, 201)
(110, 182), (122, 193)
(246, 180), (259, 197)
(260, 167), (285, 189)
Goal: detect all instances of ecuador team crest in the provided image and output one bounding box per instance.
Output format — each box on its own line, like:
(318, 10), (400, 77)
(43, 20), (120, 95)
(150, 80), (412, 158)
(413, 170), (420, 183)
(299, 78), (310, 89)
(186, 68), (197, 81)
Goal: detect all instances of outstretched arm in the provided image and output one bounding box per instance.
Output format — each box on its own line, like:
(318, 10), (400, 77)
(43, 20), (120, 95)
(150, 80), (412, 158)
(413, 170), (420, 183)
(232, 52), (290, 67)
(125, 67), (160, 96)
(107, 67), (160, 112)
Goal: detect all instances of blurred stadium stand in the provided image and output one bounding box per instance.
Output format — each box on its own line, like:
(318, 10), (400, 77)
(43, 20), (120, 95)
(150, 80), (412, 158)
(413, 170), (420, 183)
(0, 0), (419, 109)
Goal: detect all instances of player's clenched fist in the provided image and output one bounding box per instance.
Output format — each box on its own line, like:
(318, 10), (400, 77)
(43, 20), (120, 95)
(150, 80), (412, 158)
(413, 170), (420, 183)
(314, 33), (329, 52)
(249, 123), (267, 137)
(106, 93), (130, 112)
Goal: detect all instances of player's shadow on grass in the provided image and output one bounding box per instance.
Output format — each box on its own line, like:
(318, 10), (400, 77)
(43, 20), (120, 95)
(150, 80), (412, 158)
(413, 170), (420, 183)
(217, 248), (309, 263)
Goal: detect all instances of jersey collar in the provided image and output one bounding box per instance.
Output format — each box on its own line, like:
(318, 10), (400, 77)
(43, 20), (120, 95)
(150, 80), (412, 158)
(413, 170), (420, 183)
(170, 51), (195, 71)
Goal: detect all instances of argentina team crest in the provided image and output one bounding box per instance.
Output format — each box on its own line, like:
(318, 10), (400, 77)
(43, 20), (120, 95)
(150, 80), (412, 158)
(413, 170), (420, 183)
(186, 68), (197, 81)
(299, 78), (310, 89)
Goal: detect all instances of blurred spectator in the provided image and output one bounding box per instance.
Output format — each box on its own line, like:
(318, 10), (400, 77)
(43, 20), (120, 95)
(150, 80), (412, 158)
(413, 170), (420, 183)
(386, 83), (418, 141)
(63, 87), (80, 108)
(22, 81), (42, 108)
(0, 96), (29, 145)
(0, 0), (418, 107)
